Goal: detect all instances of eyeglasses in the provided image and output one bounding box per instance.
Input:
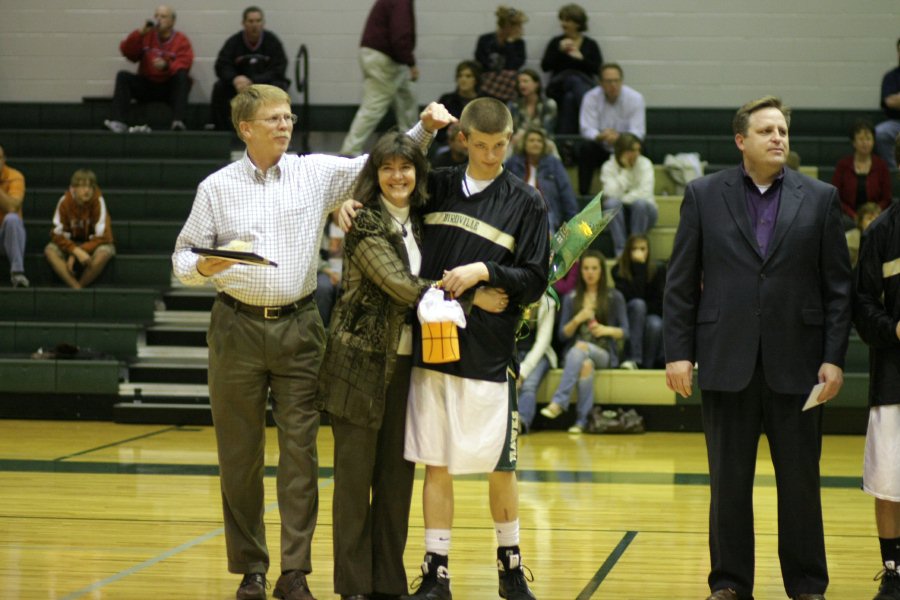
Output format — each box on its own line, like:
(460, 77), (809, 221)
(247, 114), (298, 126)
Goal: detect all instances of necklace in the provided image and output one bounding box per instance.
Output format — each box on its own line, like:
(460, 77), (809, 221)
(388, 212), (410, 237)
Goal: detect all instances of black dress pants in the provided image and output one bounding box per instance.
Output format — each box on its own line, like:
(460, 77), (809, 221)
(701, 360), (828, 599)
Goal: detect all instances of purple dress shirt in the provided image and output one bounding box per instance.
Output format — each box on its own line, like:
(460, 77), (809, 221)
(741, 164), (785, 257)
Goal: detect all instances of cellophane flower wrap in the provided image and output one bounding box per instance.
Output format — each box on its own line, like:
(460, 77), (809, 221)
(517, 192), (619, 338)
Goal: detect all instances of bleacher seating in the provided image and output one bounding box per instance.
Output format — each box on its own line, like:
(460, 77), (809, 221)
(0, 106), (231, 416)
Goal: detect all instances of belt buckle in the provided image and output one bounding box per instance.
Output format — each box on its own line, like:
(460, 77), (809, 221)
(263, 306), (281, 320)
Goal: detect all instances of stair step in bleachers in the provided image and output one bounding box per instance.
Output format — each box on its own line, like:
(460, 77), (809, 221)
(26, 188), (196, 221)
(146, 325), (207, 347)
(161, 288), (216, 312)
(1, 287), (159, 322)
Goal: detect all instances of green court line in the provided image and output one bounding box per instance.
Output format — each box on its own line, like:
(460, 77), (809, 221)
(576, 531), (637, 599)
(53, 426), (182, 461)
(0, 458), (864, 489)
(58, 479), (335, 600)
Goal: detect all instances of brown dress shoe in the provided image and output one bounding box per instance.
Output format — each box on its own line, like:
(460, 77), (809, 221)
(274, 570), (316, 600)
(237, 573), (267, 600)
(707, 590), (739, 600)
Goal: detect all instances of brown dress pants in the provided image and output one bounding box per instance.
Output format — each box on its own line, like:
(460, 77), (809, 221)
(208, 298), (325, 575)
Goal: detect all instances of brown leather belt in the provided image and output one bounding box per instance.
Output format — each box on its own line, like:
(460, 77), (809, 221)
(217, 292), (312, 320)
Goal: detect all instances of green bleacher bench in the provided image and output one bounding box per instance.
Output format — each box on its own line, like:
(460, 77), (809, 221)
(24, 254), (172, 287)
(533, 367), (870, 410)
(25, 188), (196, 221)
(13, 157), (227, 189)
(0, 287), (159, 322)
(0, 129), (230, 160)
(25, 220), (182, 253)
(0, 357), (119, 394)
(0, 321), (140, 359)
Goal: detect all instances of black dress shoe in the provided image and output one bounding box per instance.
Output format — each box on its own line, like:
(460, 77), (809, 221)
(792, 595), (825, 600)
(237, 573), (267, 600)
(706, 590), (738, 600)
(341, 596), (370, 600)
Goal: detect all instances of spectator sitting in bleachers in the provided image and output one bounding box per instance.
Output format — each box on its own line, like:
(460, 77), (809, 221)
(832, 119), (893, 230)
(612, 234), (665, 370)
(0, 145), (29, 288)
(45, 169), (115, 289)
(506, 126), (578, 233)
(474, 6), (527, 103)
(874, 37), (900, 175)
(540, 3), (602, 135)
(540, 249), (628, 434)
(434, 60), (483, 146)
(430, 122), (468, 168)
(579, 62), (647, 196)
(845, 201), (882, 268)
(516, 291), (557, 434)
(206, 6), (290, 131)
(104, 5), (194, 133)
(600, 132), (656, 257)
(508, 68), (558, 156)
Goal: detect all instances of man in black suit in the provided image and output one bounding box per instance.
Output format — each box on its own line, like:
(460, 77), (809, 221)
(664, 96), (852, 600)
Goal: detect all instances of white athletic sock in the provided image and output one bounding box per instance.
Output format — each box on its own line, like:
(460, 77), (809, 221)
(495, 519), (520, 547)
(424, 528), (451, 555)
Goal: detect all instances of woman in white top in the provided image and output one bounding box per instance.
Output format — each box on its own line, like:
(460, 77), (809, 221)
(600, 132), (657, 256)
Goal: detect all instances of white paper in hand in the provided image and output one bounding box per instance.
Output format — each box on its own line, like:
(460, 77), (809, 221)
(801, 382), (828, 411)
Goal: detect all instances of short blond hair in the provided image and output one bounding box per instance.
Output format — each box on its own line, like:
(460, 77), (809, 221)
(459, 97), (513, 136)
(732, 95), (791, 136)
(230, 84), (291, 136)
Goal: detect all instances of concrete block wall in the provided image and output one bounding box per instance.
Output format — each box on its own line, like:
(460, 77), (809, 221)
(0, 0), (897, 109)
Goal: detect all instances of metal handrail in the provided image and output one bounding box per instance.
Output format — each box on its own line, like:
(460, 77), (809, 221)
(294, 43), (310, 154)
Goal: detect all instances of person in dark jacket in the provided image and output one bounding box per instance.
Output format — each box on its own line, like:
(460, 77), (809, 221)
(207, 6), (289, 131)
(852, 133), (900, 600)
(540, 3), (602, 134)
(505, 126), (578, 234)
(612, 233), (665, 369)
(474, 5), (527, 102)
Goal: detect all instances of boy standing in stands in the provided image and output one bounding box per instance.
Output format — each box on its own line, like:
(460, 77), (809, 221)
(45, 169), (115, 289)
(403, 97), (548, 600)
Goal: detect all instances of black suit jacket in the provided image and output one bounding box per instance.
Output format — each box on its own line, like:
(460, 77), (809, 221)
(664, 166), (852, 394)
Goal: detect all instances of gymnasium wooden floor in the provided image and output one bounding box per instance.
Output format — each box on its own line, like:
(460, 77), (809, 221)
(0, 419), (881, 599)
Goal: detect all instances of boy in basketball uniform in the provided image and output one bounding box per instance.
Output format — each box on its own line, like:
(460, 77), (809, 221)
(402, 97), (549, 600)
(853, 133), (900, 600)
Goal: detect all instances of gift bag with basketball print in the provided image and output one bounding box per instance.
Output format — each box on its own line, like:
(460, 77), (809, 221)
(417, 286), (467, 364)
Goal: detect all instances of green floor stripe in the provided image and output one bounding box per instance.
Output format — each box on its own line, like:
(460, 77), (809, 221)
(53, 426), (181, 461)
(577, 530), (637, 599)
(0, 459), (863, 489)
